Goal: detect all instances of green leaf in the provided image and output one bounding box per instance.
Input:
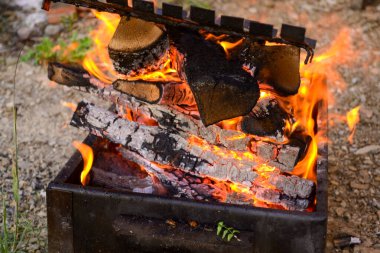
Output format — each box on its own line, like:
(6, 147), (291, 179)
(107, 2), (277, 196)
(222, 230), (229, 239)
(227, 233), (234, 242)
(217, 225), (222, 235)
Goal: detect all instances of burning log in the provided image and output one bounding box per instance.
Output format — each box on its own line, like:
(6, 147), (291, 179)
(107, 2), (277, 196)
(48, 62), (92, 88)
(49, 62), (304, 171)
(70, 101), (315, 200)
(108, 17), (170, 74)
(113, 79), (196, 106)
(169, 29), (260, 126)
(239, 96), (287, 139)
(118, 147), (311, 210)
(242, 44), (301, 95)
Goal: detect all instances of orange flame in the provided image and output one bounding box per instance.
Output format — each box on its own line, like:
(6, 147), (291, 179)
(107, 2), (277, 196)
(72, 141), (94, 186)
(82, 11), (181, 84)
(201, 31), (244, 59)
(274, 28), (356, 182)
(82, 11), (120, 84)
(346, 106), (360, 144)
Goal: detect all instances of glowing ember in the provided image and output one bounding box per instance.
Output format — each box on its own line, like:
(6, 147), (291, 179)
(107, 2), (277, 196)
(346, 106), (360, 144)
(72, 141), (94, 186)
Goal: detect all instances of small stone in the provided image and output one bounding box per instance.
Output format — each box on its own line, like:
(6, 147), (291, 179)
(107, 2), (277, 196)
(44, 25), (62, 36)
(355, 145), (380, 155)
(17, 27), (33, 40)
(335, 207), (345, 217)
(350, 181), (370, 190)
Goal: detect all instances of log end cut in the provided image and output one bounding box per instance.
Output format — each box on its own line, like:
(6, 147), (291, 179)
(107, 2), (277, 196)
(113, 79), (163, 104)
(109, 17), (170, 74)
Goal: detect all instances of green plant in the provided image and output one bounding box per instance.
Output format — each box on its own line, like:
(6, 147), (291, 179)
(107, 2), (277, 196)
(216, 221), (240, 242)
(0, 49), (33, 253)
(21, 33), (92, 65)
(61, 14), (78, 32)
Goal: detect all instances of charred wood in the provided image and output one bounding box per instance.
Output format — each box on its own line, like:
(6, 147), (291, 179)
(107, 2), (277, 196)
(70, 101), (315, 199)
(108, 17), (170, 74)
(241, 43), (301, 95)
(49, 62), (304, 172)
(240, 97), (287, 139)
(48, 62), (92, 88)
(169, 29), (260, 126)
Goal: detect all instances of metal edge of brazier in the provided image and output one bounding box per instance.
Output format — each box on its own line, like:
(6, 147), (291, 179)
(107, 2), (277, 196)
(47, 137), (327, 253)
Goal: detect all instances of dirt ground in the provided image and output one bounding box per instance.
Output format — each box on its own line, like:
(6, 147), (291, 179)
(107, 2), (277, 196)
(0, 0), (379, 252)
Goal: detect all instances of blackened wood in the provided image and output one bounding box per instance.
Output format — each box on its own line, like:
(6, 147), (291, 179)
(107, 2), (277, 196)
(70, 101), (315, 199)
(49, 62), (303, 171)
(113, 79), (196, 106)
(242, 44), (301, 95)
(117, 147), (310, 210)
(48, 62), (92, 87)
(240, 97), (287, 137)
(169, 29), (260, 126)
(108, 17), (169, 74)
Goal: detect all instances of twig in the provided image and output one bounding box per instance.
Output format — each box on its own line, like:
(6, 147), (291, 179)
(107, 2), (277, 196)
(11, 44), (24, 252)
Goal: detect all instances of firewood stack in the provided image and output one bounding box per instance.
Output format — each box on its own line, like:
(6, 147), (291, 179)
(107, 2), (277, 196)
(48, 11), (317, 211)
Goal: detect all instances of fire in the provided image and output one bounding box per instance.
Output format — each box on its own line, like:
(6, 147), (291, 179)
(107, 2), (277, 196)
(82, 11), (180, 84)
(219, 116), (242, 130)
(273, 28), (357, 182)
(346, 106), (360, 143)
(72, 141), (94, 186)
(82, 11), (120, 84)
(201, 31), (244, 59)
(125, 54), (181, 82)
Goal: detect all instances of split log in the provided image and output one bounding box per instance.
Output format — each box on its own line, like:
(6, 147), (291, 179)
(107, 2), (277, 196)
(113, 79), (196, 106)
(109, 17), (170, 74)
(241, 43), (301, 95)
(48, 62), (304, 171)
(70, 101), (315, 199)
(168, 28), (260, 126)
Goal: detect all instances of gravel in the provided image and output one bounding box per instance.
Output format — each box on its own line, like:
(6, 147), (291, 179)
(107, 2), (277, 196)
(0, 0), (379, 252)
